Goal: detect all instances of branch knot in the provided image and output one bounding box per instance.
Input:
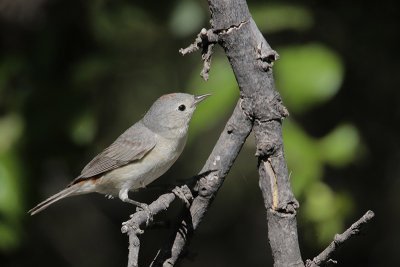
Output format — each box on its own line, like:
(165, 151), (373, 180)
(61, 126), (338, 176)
(179, 28), (218, 81)
(256, 41), (279, 71)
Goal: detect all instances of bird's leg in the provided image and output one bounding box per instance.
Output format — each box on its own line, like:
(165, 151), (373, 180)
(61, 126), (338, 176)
(119, 188), (153, 225)
(172, 185), (193, 208)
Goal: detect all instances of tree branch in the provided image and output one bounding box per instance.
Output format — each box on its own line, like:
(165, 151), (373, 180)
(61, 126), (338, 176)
(306, 210), (375, 267)
(150, 100), (253, 266)
(150, 0), (303, 266)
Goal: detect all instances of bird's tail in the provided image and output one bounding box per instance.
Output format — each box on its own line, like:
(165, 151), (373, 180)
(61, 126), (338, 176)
(28, 185), (79, 215)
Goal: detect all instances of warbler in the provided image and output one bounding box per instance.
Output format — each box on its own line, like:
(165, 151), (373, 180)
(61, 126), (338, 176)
(29, 93), (211, 215)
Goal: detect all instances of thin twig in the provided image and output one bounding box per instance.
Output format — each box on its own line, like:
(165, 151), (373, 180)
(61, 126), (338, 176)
(179, 28), (218, 81)
(122, 193), (175, 267)
(306, 210), (375, 267)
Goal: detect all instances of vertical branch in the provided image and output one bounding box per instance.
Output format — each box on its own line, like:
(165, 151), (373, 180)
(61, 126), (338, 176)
(122, 222), (143, 267)
(211, 0), (303, 265)
(152, 0), (303, 266)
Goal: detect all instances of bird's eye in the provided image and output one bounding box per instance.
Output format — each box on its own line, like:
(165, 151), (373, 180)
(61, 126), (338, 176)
(178, 104), (186, 111)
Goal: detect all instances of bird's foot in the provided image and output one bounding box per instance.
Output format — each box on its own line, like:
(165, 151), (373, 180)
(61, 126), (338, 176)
(172, 185), (193, 208)
(119, 189), (153, 225)
(135, 202), (153, 225)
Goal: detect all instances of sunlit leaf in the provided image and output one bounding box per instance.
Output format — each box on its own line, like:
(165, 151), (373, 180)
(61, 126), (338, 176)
(315, 218), (343, 245)
(318, 123), (361, 167)
(187, 56), (239, 139)
(250, 3), (313, 33)
(0, 114), (24, 154)
(283, 119), (322, 197)
(0, 153), (24, 217)
(303, 182), (336, 222)
(275, 43), (344, 113)
(301, 182), (354, 245)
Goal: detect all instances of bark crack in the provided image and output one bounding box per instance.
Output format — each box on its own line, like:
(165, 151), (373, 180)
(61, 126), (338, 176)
(264, 160), (278, 210)
(217, 19), (249, 34)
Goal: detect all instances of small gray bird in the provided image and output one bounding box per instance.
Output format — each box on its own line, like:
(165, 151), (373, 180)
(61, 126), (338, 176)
(29, 93), (210, 215)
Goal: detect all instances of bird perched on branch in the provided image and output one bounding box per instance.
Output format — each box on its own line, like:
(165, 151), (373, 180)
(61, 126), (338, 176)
(29, 93), (211, 215)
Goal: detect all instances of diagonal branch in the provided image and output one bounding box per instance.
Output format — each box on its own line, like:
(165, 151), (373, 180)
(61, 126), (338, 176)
(122, 100), (252, 267)
(306, 210), (375, 267)
(151, 100), (253, 266)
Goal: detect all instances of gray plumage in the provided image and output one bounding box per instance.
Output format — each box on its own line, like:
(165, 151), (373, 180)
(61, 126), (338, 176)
(73, 121), (156, 182)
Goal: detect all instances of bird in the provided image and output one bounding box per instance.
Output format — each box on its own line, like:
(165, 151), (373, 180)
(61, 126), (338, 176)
(29, 93), (211, 215)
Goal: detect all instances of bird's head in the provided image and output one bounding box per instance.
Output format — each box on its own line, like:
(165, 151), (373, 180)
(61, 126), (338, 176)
(142, 93), (211, 138)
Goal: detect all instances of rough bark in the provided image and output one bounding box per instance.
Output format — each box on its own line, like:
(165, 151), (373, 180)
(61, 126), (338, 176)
(151, 0), (303, 266)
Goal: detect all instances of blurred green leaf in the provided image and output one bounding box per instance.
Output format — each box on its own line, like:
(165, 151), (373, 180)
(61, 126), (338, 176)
(318, 123), (360, 167)
(90, 0), (157, 47)
(303, 182), (336, 222)
(72, 56), (110, 88)
(0, 56), (24, 95)
(0, 152), (24, 217)
(169, 0), (205, 37)
(0, 114), (24, 154)
(0, 222), (20, 251)
(250, 3), (313, 33)
(70, 111), (97, 145)
(302, 182), (354, 245)
(0, 152), (24, 251)
(283, 119), (322, 197)
(275, 43), (344, 113)
(187, 56), (239, 140)
(315, 217), (343, 245)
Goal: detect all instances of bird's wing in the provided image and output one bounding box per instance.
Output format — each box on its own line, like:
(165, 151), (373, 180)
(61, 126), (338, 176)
(72, 122), (156, 183)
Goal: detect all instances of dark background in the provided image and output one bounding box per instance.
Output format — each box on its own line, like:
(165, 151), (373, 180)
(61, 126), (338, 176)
(0, 0), (399, 266)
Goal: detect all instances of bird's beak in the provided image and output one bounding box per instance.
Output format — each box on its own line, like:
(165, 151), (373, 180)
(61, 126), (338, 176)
(193, 94), (212, 107)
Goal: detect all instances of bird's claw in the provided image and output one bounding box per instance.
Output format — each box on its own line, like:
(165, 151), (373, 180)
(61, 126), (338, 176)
(136, 203), (153, 226)
(172, 185), (193, 208)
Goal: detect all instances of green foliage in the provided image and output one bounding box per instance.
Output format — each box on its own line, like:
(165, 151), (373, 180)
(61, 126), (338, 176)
(275, 44), (344, 114)
(187, 56), (239, 140)
(90, 0), (158, 48)
(70, 111), (97, 145)
(0, 57), (24, 96)
(251, 3), (314, 33)
(302, 182), (354, 244)
(318, 124), (360, 167)
(283, 120), (323, 197)
(169, 0), (206, 37)
(71, 56), (111, 90)
(0, 114), (25, 251)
